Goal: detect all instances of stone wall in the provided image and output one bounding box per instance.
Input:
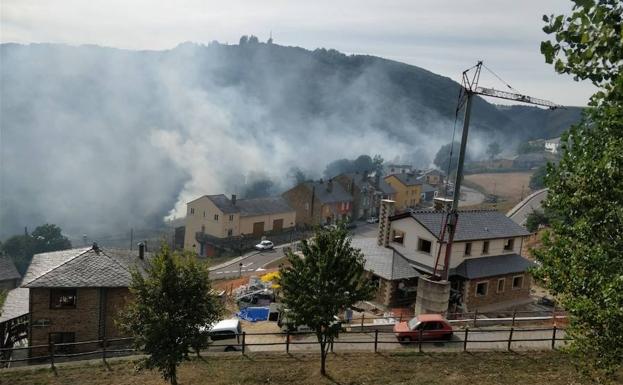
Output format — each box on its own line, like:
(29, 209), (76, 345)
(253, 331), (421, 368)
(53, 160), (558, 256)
(463, 272), (532, 311)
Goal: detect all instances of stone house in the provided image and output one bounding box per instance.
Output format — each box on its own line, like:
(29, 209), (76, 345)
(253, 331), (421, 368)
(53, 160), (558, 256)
(282, 179), (353, 226)
(184, 194), (296, 256)
(334, 172), (396, 220)
(21, 244), (151, 357)
(356, 201), (533, 312)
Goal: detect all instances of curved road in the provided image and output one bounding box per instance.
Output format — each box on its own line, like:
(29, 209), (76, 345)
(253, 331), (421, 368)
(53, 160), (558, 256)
(507, 189), (548, 227)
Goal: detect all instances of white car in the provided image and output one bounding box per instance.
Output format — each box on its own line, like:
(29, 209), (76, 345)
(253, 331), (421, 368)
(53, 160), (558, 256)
(366, 217), (379, 224)
(198, 318), (242, 352)
(254, 240), (274, 250)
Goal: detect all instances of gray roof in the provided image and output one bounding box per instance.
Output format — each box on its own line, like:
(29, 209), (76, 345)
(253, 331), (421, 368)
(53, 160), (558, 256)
(237, 197), (293, 217)
(352, 238), (419, 280)
(307, 180), (353, 204)
(206, 194), (293, 216)
(387, 172), (423, 186)
(377, 178), (396, 194)
(0, 287), (29, 322)
(206, 194), (240, 214)
(0, 256), (20, 281)
(395, 209), (531, 241)
(22, 246), (152, 288)
(421, 184), (437, 193)
(450, 253), (535, 279)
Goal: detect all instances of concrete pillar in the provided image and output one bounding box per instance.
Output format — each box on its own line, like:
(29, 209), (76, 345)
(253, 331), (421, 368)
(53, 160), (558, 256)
(377, 199), (395, 247)
(414, 276), (451, 315)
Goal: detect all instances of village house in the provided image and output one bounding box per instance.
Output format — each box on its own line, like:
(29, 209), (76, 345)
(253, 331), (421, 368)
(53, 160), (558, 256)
(334, 172), (396, 220)
(282, 179), (353, 226)
(544, 137), (561, 154)
(358, 201), (534, 312)
(20, 244), (151, 357)
(383, 164), (414, 176)
(419, 169), (445, 187)
(384, 173), (424, 211)
(184, 194), (296, 256)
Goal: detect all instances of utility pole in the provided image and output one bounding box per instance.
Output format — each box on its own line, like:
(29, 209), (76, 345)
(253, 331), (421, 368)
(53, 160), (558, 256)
(130, 228), (134, 251)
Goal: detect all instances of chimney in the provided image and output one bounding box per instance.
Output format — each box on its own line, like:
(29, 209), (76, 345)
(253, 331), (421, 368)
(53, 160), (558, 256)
(377, 199), (395, 247)
(327, 179), (333, 193)
(138, 242), (145, 260)
(92, 242), (100, 252)
(232, 194), (237, 206)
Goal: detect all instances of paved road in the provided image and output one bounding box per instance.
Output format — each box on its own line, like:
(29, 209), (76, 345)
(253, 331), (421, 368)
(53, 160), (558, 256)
(507, 189), (548, 226)
(209, 223), (380, 280)
(209, 247), (288, 279)
(244, 326), (566, 353)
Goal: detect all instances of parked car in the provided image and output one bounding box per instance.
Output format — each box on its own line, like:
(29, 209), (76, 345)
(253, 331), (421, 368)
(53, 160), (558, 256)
(204, 318), (242, 352)
(323, 224), (338, 231)
(393, 314), (453, 342)
(255, 240), (274, 250)
(366, 217), (379, 224)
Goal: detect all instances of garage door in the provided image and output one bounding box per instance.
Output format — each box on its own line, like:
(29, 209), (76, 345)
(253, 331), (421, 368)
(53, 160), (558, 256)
(273, 219), (283, 232)
(252, 222), (264, 236)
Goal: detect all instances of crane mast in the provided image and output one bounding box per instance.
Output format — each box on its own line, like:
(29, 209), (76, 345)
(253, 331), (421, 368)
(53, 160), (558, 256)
(432, 61), (561, 282)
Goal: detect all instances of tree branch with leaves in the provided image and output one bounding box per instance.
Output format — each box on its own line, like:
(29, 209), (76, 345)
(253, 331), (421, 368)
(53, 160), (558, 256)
(279, 225), (375, 376)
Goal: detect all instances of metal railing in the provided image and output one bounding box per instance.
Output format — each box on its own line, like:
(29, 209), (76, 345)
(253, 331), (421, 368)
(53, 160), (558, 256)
(0, 325), (570, 369)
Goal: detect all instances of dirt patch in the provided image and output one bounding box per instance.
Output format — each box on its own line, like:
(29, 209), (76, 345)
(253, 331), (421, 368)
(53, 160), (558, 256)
(465, 172), (534, 205)
(1, 351), (610, 385)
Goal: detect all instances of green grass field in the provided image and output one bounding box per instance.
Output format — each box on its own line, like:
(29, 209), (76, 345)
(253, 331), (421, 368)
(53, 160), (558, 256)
(2, 351), (617, 385)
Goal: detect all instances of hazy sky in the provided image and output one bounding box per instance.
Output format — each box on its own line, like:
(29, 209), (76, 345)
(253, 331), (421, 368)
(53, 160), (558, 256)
(1, 0), (594, 106)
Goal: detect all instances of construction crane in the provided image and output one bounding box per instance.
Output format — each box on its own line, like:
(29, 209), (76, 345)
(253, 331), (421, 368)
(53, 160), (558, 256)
(432, 61), (561, 281)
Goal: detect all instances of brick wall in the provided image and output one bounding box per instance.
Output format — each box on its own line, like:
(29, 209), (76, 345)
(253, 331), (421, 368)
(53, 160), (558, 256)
(463, 272), (532, 311)
(29, 287), (131, 357)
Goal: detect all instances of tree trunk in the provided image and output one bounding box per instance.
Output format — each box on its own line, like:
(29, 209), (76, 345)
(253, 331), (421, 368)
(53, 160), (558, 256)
(318, 333), (327, 376)
(170, 366), (178, 385)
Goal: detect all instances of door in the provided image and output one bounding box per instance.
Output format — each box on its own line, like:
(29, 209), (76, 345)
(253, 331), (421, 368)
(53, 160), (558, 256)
(273, 219), (283, 232)
(252, 222), (265, 237)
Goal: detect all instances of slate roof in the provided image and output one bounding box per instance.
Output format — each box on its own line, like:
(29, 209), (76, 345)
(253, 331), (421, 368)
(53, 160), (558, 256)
(0, 287), (29, 322)
(421, 184), (437, 193)
(22, 246), (152, 288)
(392, 209), (530, 241)
(206, 194), (240, 214)
(387, 172), (423, 186)
(351, 238), (419, 280)
(377, 178), (396, 195)
(0, 256), (20, 281)
(237, 197), (293, 217)
(450, 254), (535, 279)
(306, 180), (353, 203)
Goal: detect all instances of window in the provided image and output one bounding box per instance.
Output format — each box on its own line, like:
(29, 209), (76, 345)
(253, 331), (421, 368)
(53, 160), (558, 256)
(497, 278), (505, 293)
(512, 275), (524, 290)
(229, 214), (234, 221)
(464, 242), (472, 256)
(214, 214), (219, 221)
(201, 225), (205, 233)
(482, 240), (490, 254)
(203, 210), (206, 218)
(190, 208), (195, 215)
(392, 230), (405, 244)
(50, 289), (77, 309)
(475, 282), (488, 297)
(418, 238), (432, 254)
(227, 229), (233, 237)
(49, 332), (75, 353)
(504, 238), (515, 251)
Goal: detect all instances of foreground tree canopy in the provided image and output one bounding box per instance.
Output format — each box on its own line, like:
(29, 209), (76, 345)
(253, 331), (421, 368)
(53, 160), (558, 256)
(119, 246), (223, 385)
(279, 225), (375, 375)
(535, 0), (623, 376)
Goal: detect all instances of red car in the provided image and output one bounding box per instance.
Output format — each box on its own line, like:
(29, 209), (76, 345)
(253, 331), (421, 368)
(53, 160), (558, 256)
(393, 314), (453, 342)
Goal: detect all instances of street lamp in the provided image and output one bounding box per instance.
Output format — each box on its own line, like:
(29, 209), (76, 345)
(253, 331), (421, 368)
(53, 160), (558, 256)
(239, 262), (243, 277)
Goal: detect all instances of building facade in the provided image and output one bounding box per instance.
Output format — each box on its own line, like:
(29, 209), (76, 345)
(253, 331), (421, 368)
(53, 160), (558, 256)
(384, 173), (424, 210)
(184, 194), (296, 255)
(21, 245), (151, 357)
(282, 179), (353, 226)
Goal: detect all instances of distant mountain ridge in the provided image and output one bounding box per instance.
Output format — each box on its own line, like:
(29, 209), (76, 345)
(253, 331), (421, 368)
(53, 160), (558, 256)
(0, 41), (582, 239)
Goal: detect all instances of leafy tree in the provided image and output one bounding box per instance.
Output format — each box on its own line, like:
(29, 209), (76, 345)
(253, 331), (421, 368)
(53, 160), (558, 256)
(526, 210), (550, 232)
(486, 141), (501, 160)
(279, 225), (375, 376)
(529, 164), (548, 190)
(1, 224), (71, 275)
(119, 245), (223, 385)
(323, 154), (379, 178)
(534, 0), (623, 377)
(239, 35), (249, 45)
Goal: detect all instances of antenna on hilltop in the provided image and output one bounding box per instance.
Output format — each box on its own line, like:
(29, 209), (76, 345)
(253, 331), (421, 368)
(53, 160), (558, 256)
(267, 31), (274, 45)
